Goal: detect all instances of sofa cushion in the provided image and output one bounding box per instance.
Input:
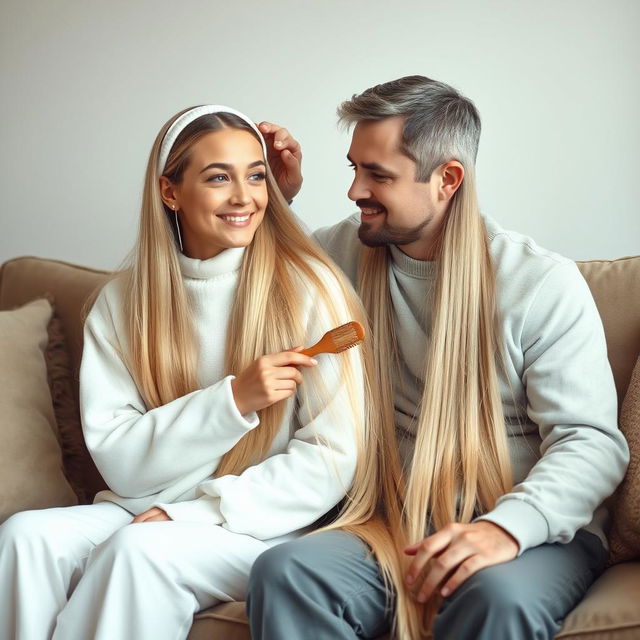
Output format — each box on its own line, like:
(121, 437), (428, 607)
(189, 603), (388, 640)
(608, 355), (640, 563)
(0, 257), (111, 502)
(190, 603), (250, 640)
(0, 298), (77, 522)
(45, 304), (93, 503)
(556, 563), (640, 639)
(577, 257), (640, 406)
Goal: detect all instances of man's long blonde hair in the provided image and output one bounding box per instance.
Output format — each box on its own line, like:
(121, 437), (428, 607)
(323, 76), (514, 637)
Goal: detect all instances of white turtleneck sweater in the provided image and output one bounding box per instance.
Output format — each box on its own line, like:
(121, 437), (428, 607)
(313, 213), (629, 554)
(79, 247), (362, 540)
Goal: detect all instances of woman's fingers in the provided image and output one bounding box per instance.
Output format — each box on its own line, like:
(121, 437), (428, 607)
(275, 379), (298, 392)
(131, 507), (171, 523)
(273, 366), (304, 385)
(232, 348), (318, 414)
(267, 351), (318, 368)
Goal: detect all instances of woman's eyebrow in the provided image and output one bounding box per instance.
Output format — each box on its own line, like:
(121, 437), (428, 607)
(199, 160), (266, 174)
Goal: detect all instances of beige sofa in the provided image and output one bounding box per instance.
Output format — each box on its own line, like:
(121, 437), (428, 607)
(1, 255), (639, 640)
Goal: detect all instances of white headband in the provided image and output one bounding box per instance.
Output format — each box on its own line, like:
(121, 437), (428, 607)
(157, 104), (267, 174)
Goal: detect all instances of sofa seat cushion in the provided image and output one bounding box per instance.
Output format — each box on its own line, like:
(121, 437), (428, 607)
(557, 563), (640, 639)
(190, 602), (390, 640)
(189, 603), (249, 640)
(189, 566), (640, 640)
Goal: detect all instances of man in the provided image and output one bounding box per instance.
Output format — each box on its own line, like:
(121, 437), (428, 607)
(250, 75), (629, 639)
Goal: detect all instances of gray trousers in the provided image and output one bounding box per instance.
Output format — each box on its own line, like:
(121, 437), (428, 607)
(246, 529), (606, 640)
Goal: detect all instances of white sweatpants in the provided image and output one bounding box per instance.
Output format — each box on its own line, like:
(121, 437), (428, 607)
(0, 502), (274, 640)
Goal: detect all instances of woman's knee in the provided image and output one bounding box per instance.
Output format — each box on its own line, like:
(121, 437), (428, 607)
(95, 523), (164, 560)
(1, 509), (72, 552)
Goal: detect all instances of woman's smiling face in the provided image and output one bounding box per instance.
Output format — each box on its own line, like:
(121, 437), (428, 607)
(161, 127), (268, 259)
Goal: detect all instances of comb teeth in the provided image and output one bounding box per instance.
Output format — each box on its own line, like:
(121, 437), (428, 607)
(329, 322), (365, 352)
(334, 340), (360, 353)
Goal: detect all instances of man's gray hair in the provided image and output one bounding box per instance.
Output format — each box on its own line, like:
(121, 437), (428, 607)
(338, 75), (481, 182)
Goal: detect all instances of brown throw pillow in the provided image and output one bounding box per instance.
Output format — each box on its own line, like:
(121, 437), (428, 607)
(608, 354), (640, 563)
(0, 298), (77, 523)
(45, 304), (95, 503)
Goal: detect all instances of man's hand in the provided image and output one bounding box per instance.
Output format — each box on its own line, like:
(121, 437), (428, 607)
(404, 521), (519, 602)
(257, 121), (303, 202)
(132, 507), (172, 523)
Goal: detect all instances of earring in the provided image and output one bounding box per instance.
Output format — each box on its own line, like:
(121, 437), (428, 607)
(173, 206), (184, 253)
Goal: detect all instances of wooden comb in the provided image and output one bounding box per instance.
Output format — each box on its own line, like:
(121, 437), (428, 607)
(300, 321), (365, 357)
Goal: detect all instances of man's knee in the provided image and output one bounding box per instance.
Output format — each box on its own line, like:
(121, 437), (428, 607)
(436, 565), (553, 639)
(250, 532), (365, 593)
(249, 540), (310, 596)
(467, 563), (527, 605)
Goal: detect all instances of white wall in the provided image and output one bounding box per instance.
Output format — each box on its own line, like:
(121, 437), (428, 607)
(1, 0), (638, 269)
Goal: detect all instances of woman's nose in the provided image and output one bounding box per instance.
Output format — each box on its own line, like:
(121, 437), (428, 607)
(230, 182), (251, 205)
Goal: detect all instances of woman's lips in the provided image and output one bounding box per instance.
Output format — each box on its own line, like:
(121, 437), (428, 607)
(217, 212), (254, 227)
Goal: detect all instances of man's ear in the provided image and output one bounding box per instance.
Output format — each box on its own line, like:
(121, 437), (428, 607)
(436, 161), (465, 202)
(159, 176), (179, 210)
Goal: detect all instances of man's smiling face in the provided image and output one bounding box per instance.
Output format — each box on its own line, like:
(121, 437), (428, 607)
(347, 116), (442, 254)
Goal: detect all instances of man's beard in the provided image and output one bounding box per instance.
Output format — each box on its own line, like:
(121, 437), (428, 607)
(357, 210), (433, 247)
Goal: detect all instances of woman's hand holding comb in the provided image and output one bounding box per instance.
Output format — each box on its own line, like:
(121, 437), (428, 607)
(231, 322), (365, 415)
(231, 350), (317, 416)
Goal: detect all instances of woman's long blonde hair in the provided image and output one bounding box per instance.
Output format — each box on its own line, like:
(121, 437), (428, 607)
(321, 76), (514, 637)
(121, 108), (376, 479)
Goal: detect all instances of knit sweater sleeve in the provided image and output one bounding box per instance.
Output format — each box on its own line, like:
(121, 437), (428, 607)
(477, 261), (629, 552)
(163, 266), (363, 538)
(80, 282), (259, 499)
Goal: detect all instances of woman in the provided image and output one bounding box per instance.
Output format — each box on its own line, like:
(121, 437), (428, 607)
(0, 105), (380, 640)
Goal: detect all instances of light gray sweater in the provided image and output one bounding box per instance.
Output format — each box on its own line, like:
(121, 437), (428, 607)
(313, 213), (629, 553)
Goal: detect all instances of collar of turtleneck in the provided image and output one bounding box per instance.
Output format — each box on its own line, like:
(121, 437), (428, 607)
(177, 247), (245, 280)
(389, 245), (437, 279)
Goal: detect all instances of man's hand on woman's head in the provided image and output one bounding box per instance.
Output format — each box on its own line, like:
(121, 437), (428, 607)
(257, 121), (303, 202)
